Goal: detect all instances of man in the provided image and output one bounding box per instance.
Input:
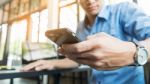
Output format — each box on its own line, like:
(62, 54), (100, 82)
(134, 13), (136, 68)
(22, 0), (150, 84)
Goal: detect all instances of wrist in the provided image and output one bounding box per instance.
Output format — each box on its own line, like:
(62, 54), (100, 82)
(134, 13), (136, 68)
(132, 40), (149, 66)
(124, 42), (137, 65)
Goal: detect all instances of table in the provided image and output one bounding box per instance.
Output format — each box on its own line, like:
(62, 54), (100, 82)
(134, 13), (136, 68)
(0, 66), (91, 84)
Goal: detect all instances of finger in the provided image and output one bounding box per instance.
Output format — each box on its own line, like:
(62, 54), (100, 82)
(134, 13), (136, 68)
(64, 52), (87, 61)
(21, 63), (38, 71)
(62, 40), (97, 53)
(21, 60), (44, 71)
(65, 50), (104, 61)
(93, 66), (120, 70)
(57, 47), (65, 55)
(75, 58), (104, 68)
(35, 65), (54, 71)
(78, 50), (104, 60)
(66, 53), (95, 61)
(65, 54), (77, 61)
(75, 58), (119, 70)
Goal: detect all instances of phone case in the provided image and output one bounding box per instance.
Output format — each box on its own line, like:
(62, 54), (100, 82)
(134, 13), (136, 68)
(45, 28), (80, 46)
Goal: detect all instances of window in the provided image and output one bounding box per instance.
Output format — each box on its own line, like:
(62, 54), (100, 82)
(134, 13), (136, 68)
(39, 9), (48, 42)
(0, 0), (49, 62)
(31, 0), (40, 11)
(31, 12), (40, 42)
(0, 24), (8, 60)
(59, 4), (78, 32)
(59, 0), (85, 32)
(19, 0), (30, 16)
(41, 0), (48, 8)
(9, 20), (27, 56)
(59, 0), (76, 7)
(137, 0), (150, 15)
(109, 0), (133, 4)
(0, 8), (3, 24)
(31, 9), (48, 42)
(10, 0), (19, 20)
(3, 3), (9, 23)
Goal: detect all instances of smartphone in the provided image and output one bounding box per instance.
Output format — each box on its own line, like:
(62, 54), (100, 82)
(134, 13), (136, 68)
(45, 28), (80, 46)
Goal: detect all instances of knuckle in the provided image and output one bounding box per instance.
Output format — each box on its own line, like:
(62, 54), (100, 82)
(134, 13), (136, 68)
(91, 62), (103, 70)
(73, 46), (81, 52)
(93, 62), (102, 67)
(95, 53), (101, 59)
(94, 41), (102, 47)
(91, 51), (103, 60)
(104, 60), (112, 67)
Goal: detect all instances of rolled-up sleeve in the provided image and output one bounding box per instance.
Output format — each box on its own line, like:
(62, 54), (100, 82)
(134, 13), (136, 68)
(120, 2), (150, 40)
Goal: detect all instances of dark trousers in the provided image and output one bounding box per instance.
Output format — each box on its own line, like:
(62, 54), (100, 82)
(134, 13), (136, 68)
(144, 62), (150, 84)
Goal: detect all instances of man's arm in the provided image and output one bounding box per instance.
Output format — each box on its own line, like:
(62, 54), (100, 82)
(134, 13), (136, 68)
(60, 33), (138, 70)
(53, 58), (79, 69)
(21, 58), (79, 71)
(140, 38), (150, 62)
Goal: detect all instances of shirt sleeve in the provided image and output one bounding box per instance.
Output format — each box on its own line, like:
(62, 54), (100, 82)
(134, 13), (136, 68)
(76, 21), (85, 41)
(120, 2), (150, 41)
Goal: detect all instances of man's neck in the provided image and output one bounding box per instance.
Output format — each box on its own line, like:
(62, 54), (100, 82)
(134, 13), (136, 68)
(85, 15), (97, 27)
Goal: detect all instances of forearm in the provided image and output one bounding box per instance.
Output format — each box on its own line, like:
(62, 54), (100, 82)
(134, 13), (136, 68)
(139, 38), (150, 62)
(52, 58), (79, 69)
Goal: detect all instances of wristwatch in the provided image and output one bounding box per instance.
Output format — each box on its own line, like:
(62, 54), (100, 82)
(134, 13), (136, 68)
(133, 41), (149, 66)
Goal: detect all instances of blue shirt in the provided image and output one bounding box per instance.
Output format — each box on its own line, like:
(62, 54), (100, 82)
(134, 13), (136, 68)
(76, 2), (150, 84)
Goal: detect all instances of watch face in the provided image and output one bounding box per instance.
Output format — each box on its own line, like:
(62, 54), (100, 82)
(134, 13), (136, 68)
(137, 47), (149, 65)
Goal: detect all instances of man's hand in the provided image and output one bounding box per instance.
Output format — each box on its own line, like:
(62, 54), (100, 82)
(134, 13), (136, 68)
(21, 58), (79, 72)
(59, 32), (136, 70)
(21, 60), (55, 71)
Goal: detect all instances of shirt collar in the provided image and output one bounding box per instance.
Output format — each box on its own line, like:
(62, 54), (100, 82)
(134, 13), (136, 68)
(83, 5), (109, 27)
(97, 5), (109, 20)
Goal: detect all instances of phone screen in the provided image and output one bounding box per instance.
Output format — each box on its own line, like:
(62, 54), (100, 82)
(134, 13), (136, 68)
(45, 28), (80, 46)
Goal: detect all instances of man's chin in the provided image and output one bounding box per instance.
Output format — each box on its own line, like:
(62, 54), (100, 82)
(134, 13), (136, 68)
(88, 12), (98, 16)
